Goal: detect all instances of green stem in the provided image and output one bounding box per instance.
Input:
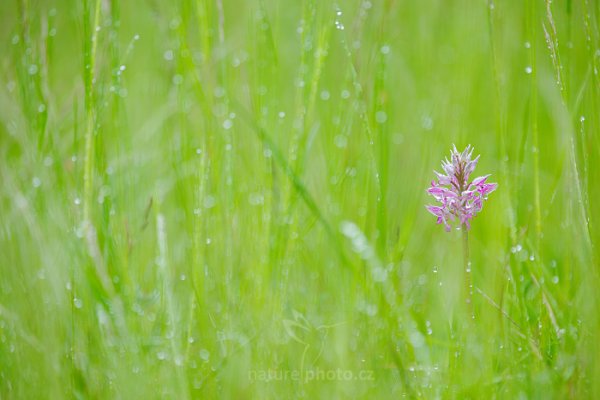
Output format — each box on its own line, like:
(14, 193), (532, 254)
(463, 227), (474, 319)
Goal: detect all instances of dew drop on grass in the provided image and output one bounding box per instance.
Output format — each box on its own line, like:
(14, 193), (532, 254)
(320, 90), (330, 100)
(28, 64), (38, 75)
(74, 197), (81, 206)
(172, 74), (183, 85)
(203, 195), (216, 209)
(552, 276), (559, 284)
(511, 244), (522, 254)
(524, 41), (531, 48)
(433, 266), (438, 274)
(199, 349), (210, 361)
(380, 45), (390, 55)
(32, 177), (41, 188)
(421, 115), (433, 130)
(73, 298), (83, 309)
(375, 111), (387, 124)
(334, 134), (347, 148)
(223, 119), (233, 130)
(341, 89), (350, 99)
(426, 320), (433, 335)
(525, 66), (532, 74)
(163, 50), (174, 61)
(157, 351), (167, 361)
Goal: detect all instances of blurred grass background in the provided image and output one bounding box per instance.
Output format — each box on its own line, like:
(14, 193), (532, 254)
(1, 0), (600, 398)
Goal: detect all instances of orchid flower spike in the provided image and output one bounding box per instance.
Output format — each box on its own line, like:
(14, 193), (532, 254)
(426, 144), (497, 232)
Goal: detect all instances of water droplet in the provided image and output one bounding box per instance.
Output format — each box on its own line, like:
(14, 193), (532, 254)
(375, 110), (387, 124)
(172, 74), (183, 85)
(552, 276), (559, 284)
(580, 115), (585, 122)
(196, 148), (202, 155)
(199, 349), (210, 361)
(74, 298), (83, 309)
(74, 198), (81, 205)
(320, 90), (330, 100)
(524, 41), (531, 49)
(32, 177), (41, 188)
(278, 111), (285, 119)
(380, 45), (390, 55)
(175, 355), (184, 366)
(157, 351), (167, 361)
(341, 89), (350, 99)
(525, 66), (532, 74)
(511, 244), (523, 254)
(214, 86), (225, 98)
(433, 266), (438, 273)
(163, 50), (174, 61)
(334, 134), (347, 148)
(529, 255), (535, 261)
(28, 64), (38, 75)
(134, 34), (140, 40)
(38, 104), (46, 113)
(180, 274), (186, 281)
(421, 115), (433, 130)
(223, 119), (233, 130)
(203, 195), (216, 209)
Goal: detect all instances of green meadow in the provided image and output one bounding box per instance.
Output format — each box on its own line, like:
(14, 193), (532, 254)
(1, 0), (600, 398)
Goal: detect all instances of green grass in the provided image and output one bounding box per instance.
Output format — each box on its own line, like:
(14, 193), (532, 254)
(1, 0), (600, 398)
